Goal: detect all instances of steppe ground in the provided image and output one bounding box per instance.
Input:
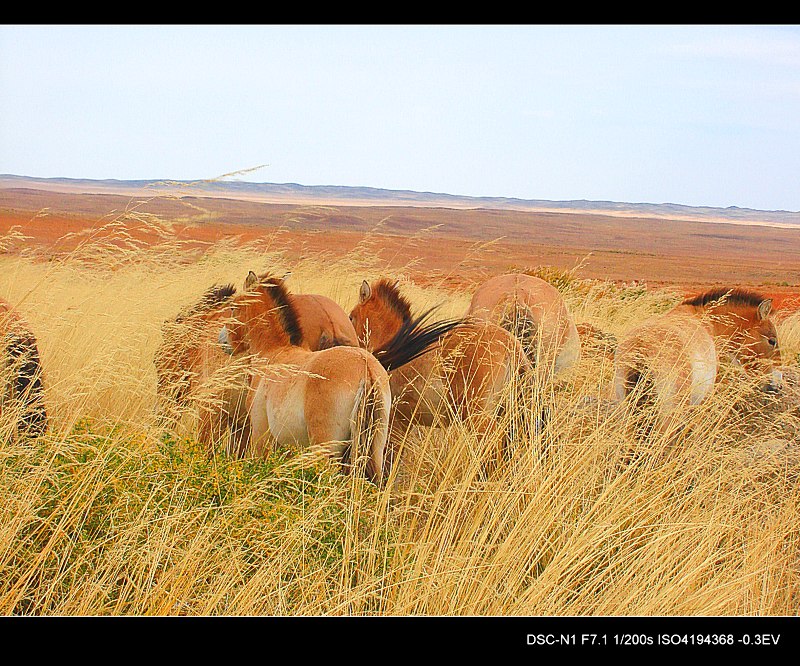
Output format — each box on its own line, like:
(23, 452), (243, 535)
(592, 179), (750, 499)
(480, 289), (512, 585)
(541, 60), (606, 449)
(0, 189), (798, 616)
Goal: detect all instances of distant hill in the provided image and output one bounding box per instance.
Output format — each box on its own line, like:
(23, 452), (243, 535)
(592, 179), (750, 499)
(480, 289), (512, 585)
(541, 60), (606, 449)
(1, 173), (799, 227)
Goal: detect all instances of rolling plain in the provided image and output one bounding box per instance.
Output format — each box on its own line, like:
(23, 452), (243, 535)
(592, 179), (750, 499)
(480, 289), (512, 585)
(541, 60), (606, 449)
(2, 179), (799, 301)
(1, 176), (798, 616)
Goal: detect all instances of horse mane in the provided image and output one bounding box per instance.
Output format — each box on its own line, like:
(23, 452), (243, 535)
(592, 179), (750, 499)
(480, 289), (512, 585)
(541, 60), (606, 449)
(370, 299), (466, 371)
(372, 278), (413, 323)
(366, 279), (466, 370)
(175, 283), (237, 322)
(250, 274), (304, 347)
(682, 287), (767, 310)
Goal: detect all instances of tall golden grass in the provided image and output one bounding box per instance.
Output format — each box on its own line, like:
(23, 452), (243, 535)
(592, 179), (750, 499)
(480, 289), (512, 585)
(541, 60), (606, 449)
(0, 213), (798, 616)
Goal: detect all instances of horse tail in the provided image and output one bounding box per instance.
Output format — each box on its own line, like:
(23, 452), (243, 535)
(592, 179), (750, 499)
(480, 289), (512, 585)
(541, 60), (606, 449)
(501, 300), (584, 379)
(500, 301), (540, 367)
(623, 365), (657, 412)
(374, 306), (466, 371)
(576, 322), (617, 359)
(344, 373), (389, 485)
(495, 337), (535, 450)
(5, 331), (47, 437)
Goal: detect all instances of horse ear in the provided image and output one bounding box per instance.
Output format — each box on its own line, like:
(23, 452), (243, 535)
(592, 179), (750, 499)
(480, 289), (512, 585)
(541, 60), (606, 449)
(359, 280), (371, 303)
(245, 271), (259, 291)
(757, 299), (773, 320)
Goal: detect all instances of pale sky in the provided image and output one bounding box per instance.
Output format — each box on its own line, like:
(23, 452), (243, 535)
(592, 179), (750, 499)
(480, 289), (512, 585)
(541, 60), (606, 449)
(2, 24), (800, 211)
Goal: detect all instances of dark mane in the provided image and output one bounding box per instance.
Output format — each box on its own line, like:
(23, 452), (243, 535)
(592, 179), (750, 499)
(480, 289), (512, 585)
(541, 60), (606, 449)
(255, 275), (304, 347)
(682, 287), (767, 309)
(373, 305), (466, 371)
(175, 283), (237, 322)
(373, 279), (413, 323)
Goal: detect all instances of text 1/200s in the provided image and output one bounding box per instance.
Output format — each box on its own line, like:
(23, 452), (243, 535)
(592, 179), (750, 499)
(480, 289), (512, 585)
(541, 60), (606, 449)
(526, 634), (781, 647)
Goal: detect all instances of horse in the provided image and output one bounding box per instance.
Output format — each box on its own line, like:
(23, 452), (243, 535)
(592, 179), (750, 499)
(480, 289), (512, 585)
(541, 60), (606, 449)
(154, 279), (360, 455)
(0, 298), (47, 439)
(349, 278), (530, 474)
(612, 287), (783, 423)
(466, 273), (581, 381)
(153, 283), (252, 455)
(220, 271), (393, 484)
(276, 272), (359, 350)
(290, 293), (359, 350)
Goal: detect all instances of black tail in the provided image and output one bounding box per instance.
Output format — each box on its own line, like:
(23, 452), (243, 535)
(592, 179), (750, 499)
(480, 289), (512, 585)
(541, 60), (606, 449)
(5, 332), (47, 437)
(373, 306), (466, 371)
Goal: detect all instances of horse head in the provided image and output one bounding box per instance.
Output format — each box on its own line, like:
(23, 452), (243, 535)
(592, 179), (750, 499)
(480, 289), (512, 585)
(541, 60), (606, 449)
(349, 278), (409, 352)
(684, 288), (782, 392)
(223, 271), (304, 355)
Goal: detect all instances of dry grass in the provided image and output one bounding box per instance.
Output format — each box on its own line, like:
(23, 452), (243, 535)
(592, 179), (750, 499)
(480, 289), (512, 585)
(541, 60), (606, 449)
(0, 215), (798, 616)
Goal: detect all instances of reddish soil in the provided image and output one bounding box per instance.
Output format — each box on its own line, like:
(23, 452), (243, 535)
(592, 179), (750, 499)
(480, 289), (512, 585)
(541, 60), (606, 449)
(1, 188), (799, 311)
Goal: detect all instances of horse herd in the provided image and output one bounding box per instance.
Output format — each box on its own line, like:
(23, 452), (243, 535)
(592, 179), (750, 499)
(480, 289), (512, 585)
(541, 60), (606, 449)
(0, 271), (787, 485)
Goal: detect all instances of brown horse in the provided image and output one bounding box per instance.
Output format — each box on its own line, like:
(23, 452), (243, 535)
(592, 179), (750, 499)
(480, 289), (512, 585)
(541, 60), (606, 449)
(154, 279), (360, 454)
(350, 278), (530, 473)
(290, 293), (359, 350)
(0, 298), (47, 439)
(221, 272), (392, 484)
(153, 283), (252, 454)
(466, 273), (581, 381)
(612, 287), (783, 419)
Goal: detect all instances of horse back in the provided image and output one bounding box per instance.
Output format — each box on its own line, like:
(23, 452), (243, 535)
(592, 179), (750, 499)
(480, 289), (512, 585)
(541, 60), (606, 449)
(263, 345), (390, 430)
(467, 273), (565, 322)
(443, 320), (529, 408)
(291, 294), (359, 350)
(468, 273), (579, 373)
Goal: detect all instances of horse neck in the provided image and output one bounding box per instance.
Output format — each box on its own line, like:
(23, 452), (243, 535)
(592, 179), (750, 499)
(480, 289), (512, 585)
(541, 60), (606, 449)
(368, 300), (407, 351)
(680, 302), (760, 362)
(697, 303), (747, 337)
(240, 312), (296, 357)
